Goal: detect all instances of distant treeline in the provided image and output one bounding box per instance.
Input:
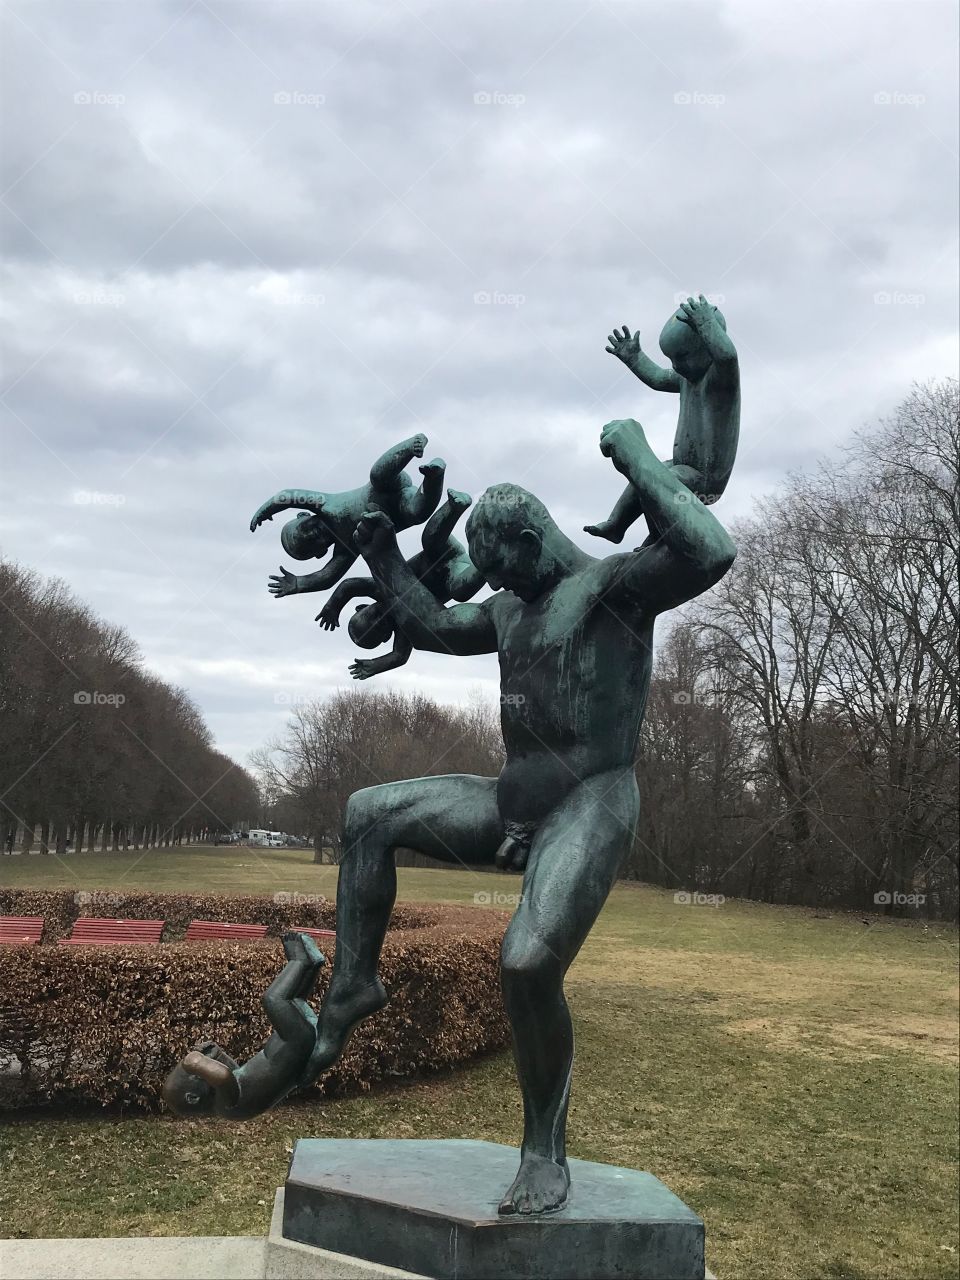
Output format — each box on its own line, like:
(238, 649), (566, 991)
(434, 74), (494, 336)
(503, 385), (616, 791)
(258, 383), (958, 919)
(0, 563), (258, 855)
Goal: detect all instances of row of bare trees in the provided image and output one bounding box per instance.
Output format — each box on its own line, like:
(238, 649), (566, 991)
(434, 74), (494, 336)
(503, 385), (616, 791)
(0, 563), (259, 855)
(253, 688), (503, 862)
(632, 381), (959, 917)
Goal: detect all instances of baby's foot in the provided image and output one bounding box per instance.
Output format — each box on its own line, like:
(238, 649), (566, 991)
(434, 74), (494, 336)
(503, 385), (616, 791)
(419, 457), (446, 478)
(446, 488), (472, 509)
(583, 519), (626, 543)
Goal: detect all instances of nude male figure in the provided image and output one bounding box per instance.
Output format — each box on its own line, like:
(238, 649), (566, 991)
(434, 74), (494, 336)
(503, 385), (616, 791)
(301, 420), (737, 1215)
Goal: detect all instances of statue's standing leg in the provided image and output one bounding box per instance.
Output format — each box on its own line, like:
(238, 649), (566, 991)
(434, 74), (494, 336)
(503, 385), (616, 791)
(304, 774), (503, 1082)
(497, 766), (639, 1216)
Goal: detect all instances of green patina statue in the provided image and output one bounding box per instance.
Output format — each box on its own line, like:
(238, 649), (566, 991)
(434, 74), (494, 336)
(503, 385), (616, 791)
(168, 301), (740, 1219)
(315, 487), (483, 680)
(585, 295), (740, 544)
(163, 932), (325, 1119)
(249, 433), (446, 597)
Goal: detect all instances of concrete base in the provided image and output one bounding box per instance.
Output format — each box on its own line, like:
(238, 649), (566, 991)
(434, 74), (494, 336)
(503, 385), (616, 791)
(282, 1139), (706, 1280)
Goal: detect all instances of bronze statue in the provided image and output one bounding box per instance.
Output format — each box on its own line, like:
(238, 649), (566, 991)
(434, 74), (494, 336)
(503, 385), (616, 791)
(585, 296), (740, 544)
(163, 932), (325, 1119)
(314, 487), (483, 680)
(169, 301), (741, 1221)
(249, 434), (446, 598)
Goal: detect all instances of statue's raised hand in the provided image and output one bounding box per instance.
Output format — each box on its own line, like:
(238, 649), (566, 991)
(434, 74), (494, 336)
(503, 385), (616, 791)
(605, 325), (641, 365)
(268, 567), (300, 598)
(354, 510), (397, 560)
(676, 295), (716, 333)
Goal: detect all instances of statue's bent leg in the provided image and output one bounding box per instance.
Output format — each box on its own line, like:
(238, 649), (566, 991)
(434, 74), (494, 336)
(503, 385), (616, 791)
(498, 766), (639, 1215)
(305, 774), (502, 1083)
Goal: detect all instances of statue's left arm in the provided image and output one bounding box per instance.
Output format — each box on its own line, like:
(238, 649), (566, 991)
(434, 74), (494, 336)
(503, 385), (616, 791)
(598, 419), (736, 612)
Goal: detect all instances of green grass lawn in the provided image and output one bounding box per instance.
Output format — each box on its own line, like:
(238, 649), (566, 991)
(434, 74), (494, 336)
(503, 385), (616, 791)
(2, 846), (958, 1279)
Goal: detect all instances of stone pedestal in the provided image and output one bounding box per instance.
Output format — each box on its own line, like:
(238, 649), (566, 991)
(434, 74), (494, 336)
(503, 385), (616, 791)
(280, 1138), (705, 1280)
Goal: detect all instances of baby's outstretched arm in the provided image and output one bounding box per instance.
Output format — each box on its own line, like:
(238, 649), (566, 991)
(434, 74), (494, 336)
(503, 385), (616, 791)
(421, 488), (471, 556)
(606, 326), (681, 393)
(269, 546), (358, 598)
(315, 575), (378, 630)
(350, 633), (414, 681)
(250, 490), (326, 532)
(676, 296), (738, 378)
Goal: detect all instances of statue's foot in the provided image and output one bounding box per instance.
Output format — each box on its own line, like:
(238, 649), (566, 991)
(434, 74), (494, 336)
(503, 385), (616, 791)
(308, 979), (389, 1074)
(446, 487), (472, 509)
(498, 1153), (570, 1216)
(583, 520), (625, 544)
(419, 457), (446, 477)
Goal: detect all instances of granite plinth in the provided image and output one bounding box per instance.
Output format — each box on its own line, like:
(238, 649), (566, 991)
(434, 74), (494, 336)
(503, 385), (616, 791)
(282, 1139), (705, 1280)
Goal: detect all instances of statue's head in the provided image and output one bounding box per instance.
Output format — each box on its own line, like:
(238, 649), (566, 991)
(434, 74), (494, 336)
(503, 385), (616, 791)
(280, 512), (332, 561)
(659, 305), (726, 381)
(465, 484), (564, 603)
(347, 602), (393, 649)
(161, 1044), (232, 1117)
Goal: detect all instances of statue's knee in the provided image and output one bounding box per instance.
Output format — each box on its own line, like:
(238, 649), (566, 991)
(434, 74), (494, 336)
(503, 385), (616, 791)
(342, 787), (389, 842)
(500, 934), (560, 995)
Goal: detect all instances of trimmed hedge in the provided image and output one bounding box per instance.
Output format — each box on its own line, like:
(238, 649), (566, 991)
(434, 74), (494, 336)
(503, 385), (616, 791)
(0, 890), (510, 1108)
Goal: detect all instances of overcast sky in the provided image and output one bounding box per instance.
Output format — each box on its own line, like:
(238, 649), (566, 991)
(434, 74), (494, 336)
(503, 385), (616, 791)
(1, 0), (957, 766)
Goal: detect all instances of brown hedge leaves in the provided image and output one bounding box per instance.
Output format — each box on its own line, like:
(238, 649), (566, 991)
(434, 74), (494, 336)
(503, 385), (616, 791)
(0, 890), (510, 1109)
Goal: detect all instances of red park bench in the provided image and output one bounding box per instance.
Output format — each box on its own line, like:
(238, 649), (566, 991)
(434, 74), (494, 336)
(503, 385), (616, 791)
(184, 920), (268, 942)
(58, 917), (164, 946)
(0, 915), (43, 945)
(294, 927), (337, 949)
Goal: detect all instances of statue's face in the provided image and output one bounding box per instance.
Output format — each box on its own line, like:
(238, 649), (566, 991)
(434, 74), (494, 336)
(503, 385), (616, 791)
(468, 516), (545, 603)
(659, 313), (710, 380)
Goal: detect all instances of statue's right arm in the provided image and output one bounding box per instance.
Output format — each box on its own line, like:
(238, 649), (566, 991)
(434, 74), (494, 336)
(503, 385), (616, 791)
(356, 513), (497, 656)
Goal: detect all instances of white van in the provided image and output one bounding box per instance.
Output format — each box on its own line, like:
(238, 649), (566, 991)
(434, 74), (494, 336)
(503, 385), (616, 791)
(248, 829), (284, 848)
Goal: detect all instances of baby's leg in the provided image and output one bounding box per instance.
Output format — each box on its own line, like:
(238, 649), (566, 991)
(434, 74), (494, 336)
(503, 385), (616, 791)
(584, 481), (644, 543)
(399, 458), (446, 525)
(421, 488), (471, 556)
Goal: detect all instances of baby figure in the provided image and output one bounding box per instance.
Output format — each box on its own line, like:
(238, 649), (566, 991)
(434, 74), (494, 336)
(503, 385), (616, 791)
(162, 932), (325, 1120)
(315, 488), (483, 680)
(249, 434), (446, 598)
(585, 295), (740, 544)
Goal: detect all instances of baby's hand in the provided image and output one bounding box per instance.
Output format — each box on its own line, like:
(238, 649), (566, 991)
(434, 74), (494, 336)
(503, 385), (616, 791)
(676, 295), (717, 332)
(605, 325), (641, 364)
(315, 603), (340, 631)
(349, 658), (379, 681)
(268, 567), (300, 598)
